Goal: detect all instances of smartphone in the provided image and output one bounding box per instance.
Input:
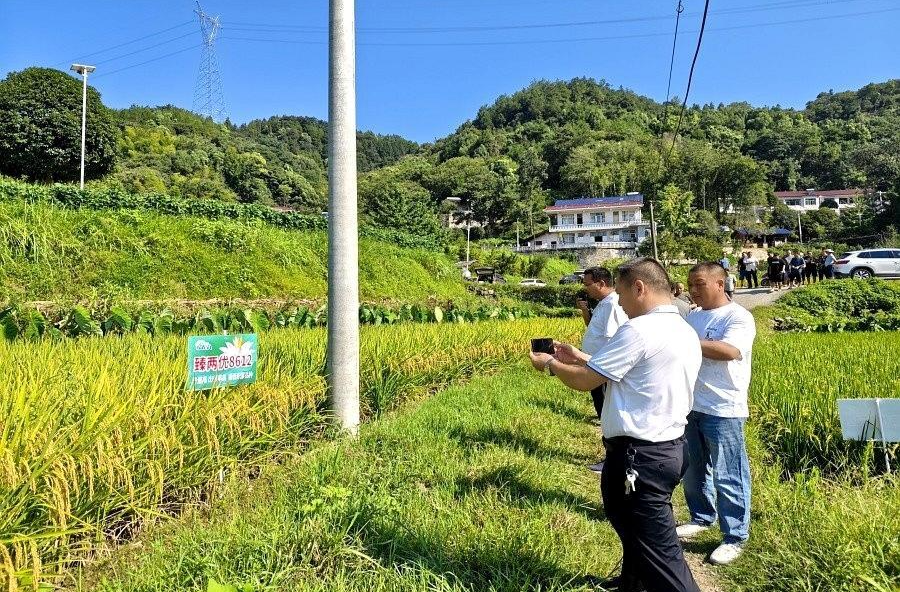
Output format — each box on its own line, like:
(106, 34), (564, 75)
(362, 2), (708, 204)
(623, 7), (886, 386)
(530, 337), (554, 354)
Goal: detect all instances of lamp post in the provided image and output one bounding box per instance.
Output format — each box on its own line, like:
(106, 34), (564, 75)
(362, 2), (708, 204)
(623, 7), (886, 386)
(70, 64), (96, 189)
(444, 197), (472, 278)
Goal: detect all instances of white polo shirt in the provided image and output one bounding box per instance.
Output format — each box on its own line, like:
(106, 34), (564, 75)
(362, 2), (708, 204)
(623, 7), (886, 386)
(582, 292), (628, 356)
(686, 302), (756, 418)
(586, 305), (702, 442)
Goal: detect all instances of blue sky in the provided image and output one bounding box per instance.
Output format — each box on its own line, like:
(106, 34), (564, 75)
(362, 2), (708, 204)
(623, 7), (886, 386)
(1, 0), (897, 143)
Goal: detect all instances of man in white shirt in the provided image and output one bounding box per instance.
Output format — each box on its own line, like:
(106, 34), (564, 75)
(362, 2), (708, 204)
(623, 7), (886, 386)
(679, 262), (757, 567)
(530, 258), (701, 592)
(577, 266), (628, 420)
(741, 253), (759, 289)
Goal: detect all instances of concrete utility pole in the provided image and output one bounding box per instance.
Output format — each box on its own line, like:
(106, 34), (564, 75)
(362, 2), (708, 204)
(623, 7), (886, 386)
(70, 64), (95, 189)
(327, 0), (360, 435)
(649, 199), (659, 260)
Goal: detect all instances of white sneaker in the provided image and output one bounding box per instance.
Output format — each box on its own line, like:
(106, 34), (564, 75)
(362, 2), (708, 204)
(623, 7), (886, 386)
(676, 523), (709, 539)
(709, 542), (744, 565)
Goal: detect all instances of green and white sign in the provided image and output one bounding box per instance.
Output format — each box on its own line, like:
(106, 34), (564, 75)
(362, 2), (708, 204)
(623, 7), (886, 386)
(187, 334), (258, 391)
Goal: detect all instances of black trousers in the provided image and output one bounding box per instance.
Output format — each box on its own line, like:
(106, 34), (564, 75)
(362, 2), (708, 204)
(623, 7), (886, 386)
(590, 384), (606, 419)
(601, 436), (700, 592)
(747, 269), (758, 288)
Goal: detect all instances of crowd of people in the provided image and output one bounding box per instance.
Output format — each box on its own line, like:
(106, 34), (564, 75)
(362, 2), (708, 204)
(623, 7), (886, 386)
(720, 248), (838, 293)
(529, 259), (757, 592)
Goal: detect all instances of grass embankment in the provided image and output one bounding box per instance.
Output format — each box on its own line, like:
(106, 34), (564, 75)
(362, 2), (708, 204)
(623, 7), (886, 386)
(0, 319), (581, 587)
(0, 199), (467, 303)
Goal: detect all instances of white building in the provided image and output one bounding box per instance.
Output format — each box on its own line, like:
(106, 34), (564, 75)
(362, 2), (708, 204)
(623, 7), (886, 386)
(774, 188), (865, 213)
(521, 193), (651, 253)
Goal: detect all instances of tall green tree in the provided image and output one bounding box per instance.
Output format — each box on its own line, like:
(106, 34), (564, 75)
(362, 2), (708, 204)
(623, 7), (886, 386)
(0, 67), (117, 182)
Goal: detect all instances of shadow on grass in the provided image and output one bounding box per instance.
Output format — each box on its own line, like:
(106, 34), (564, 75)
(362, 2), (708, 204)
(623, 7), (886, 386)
(455, 464), (606, 522)
(448, 425), (587, 464)
(346, 503), (602, 591)
(681, 538), (719, 562)
(526, 396), (597, 425)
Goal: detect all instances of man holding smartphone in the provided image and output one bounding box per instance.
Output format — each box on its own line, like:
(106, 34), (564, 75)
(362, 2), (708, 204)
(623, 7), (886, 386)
(530, 258), (702, 592)
(577, 268), (628, 413)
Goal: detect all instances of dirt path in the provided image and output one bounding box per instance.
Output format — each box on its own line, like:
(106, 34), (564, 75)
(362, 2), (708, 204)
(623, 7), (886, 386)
(732, 286), (786, 310)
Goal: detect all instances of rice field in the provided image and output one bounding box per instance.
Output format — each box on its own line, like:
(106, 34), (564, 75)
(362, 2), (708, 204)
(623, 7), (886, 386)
(0, 318), (581, 585)
(750, 331), (900, 475)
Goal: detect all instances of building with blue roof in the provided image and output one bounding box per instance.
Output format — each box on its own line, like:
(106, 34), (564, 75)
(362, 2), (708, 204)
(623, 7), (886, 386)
(520, 192), (651, 257)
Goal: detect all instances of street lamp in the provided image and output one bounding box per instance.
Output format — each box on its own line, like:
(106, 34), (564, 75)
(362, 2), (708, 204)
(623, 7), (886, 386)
(70, 64), (96, 190)
(444, 197), (472, 278)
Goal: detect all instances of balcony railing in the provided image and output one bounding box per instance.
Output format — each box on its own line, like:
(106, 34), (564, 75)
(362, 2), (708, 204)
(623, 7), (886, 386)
(550, 221), (644, 232)
(519, 241), (638, 252)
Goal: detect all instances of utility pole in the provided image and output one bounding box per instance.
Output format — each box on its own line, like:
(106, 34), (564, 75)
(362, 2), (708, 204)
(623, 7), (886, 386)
(70, 64), (95, 189)
(798, 212), (803, 245)
(649, 199), (659, 260)
(327, 0), (359, 435)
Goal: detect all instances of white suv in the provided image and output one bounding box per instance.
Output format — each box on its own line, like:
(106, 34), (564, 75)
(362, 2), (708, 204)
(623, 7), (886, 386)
(833, 249), (900, 279)
(520, 278), (547, 287)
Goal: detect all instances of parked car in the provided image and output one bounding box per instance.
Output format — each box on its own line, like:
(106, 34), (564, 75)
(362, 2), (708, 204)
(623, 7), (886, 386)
(559, 270), (586, 285)
(520, 278), (547, 287)
(833, 249), (900, 279)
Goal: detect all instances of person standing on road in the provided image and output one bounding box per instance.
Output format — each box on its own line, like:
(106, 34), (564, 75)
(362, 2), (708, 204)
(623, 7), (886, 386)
(576, 266), (628, 472)
(530, 258), (702, 592)
(737, 254), (747, 289)
(719, 253), (730, 271)
(803, 252), (816, 285)
(766, 252), (784, 292)
(679, 262), (757, 566)
(789, 251), (805, 288)
(822, 249), (836, 279)
(742, 252), (759, 289)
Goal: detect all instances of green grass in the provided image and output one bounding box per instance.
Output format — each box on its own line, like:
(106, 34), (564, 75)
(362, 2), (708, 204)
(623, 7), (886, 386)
(0, 199), (469, 303)
(82, 366), (622, 592)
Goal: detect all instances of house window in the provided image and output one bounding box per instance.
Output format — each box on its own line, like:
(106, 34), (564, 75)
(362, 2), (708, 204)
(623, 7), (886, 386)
(560, 214), (575, 225)
(613, 211), (620, 223)
(590, 213), (604, 223)
(594, 235), (602, 242)
(535, 241), (543, 246)
(805, 198), (817, 206)
(784, 199), (801, 206)
(562, 234), (575, 244)
(839, 198), (850, 205)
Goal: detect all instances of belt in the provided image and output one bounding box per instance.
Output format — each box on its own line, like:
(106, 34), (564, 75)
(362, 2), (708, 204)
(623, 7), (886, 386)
(603, 435), (685, 448)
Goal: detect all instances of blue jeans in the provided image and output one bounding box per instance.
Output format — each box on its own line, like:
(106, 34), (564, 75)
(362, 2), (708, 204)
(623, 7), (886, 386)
(683, 411), (751, 544)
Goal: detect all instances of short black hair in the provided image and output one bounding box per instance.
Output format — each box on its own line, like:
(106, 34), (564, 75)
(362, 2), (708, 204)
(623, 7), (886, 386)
(689, 261), (728, 280)
(583, 266), (613, 285)
(615, 257), (671, 294)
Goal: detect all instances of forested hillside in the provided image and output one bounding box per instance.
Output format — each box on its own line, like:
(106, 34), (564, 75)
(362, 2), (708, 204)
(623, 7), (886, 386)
(1, 68), (898, 243)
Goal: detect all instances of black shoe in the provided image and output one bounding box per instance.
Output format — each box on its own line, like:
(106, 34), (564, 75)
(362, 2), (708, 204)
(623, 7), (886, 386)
(587, 461), (605, 474)
(592, 575), (646, 592)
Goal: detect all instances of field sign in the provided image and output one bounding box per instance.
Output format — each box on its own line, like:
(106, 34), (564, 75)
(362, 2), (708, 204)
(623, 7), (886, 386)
(837, 398), (900, 442)
(837, 398), (900, 472)
(187, 334), (258, 391)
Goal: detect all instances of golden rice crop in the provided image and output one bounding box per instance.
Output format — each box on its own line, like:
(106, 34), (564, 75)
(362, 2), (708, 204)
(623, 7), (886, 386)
(0, 318), (580, 587)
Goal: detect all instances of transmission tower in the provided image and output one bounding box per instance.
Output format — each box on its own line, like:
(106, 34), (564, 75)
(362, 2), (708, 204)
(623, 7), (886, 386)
(193, 1), (228, 122)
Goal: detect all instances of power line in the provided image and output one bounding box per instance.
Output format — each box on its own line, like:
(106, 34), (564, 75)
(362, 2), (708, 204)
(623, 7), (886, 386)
(91, 45), (202, 79)
(661, 0), (685, 135)
(218, 6), (900, 48)
(55, 20), (195, 67)
(665, 0), (712, 164)
(91, 31), (198, 67)
(219, 0), (881, 34)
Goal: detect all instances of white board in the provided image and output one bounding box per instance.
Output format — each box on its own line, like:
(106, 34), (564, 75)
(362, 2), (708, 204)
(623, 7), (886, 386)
(837, 399), (900, 442)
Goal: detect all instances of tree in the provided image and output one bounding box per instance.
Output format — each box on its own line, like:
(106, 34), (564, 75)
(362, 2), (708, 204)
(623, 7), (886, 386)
(820, 198), (839, 209)
(0, 67), (117, 182)
(657, 184), (695, 238)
